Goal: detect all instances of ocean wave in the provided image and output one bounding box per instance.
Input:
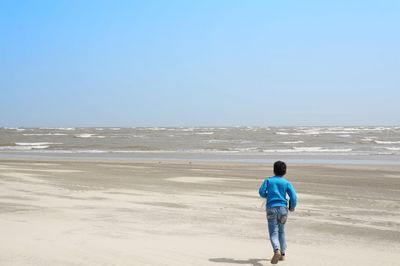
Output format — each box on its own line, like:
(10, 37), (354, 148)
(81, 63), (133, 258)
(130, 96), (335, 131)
(112, 150), (174, 153)
(24, 149), (108, 153)
(295, 127), (392, 132)
(189, 149), (239, 153)
(276, 131), (319, 136)
(276, 132), (292, 135)
(361, 137), (377, 141)
(364, 127), (391, 131)
(277, 129), (360, 136)
(0, 145), (49, 150)
(374, 140), (400, 144)
(208, 139), (230, 143)
(23, 133), (67, 136)
(263, 149), (299, 153)
(7, 142), (60, 150)
(180, 128), (195, 132)
(282, 141), (304, 144)
(294, 147), (352, 152)
(132, 135), (146, 138)
(195, 132), (214, 135)
(39, 127), (75, 131)
(263, 147), (352, 153)
(74, 134), (106, 138)
(15, 142), (62, 146)
(77, 149), (107, 153)
(384, 147), (400, 151)
(234, 147), (260, 152)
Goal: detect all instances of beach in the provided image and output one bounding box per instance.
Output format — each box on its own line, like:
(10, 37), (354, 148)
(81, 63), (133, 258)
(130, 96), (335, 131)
(1, 157), (399, 265)
(3, 0), (399, 264)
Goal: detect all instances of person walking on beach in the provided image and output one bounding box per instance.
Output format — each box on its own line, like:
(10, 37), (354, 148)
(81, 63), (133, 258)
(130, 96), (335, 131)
(259, 161), (297, 264)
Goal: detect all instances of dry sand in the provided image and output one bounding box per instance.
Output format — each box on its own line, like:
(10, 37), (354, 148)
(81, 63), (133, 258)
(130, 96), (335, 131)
(0, 159), (399, 265)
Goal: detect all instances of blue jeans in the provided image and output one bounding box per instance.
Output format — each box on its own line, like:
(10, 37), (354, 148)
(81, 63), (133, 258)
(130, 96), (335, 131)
(266, 206), (288, 253)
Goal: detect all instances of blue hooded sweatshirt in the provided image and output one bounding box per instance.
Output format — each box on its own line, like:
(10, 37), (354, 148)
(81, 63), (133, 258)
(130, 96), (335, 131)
(259, 176), (297, 209)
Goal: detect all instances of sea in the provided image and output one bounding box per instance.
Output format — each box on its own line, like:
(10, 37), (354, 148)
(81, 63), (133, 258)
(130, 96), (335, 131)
(1, 126), (400, 164)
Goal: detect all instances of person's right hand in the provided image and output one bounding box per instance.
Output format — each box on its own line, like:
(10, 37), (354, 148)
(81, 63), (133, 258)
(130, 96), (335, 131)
(289, 208), (295, 212)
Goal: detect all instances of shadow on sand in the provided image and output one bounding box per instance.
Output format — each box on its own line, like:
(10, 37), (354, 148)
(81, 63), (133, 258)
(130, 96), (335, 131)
(209, 258), (268, 266)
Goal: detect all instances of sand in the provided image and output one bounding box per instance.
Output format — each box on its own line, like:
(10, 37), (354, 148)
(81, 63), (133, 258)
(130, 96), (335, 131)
(0, 159), (399, 265)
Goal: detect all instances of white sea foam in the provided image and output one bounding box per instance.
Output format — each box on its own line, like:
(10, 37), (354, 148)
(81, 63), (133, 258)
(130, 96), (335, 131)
(74, 134), (106, 138)
(15, 142), (62, 146)
(294, 147), (352, 152)
(282, 141), (304, 144)
(208, 139), (229, 143)
(112, 150), (139, 153)
(308, 130), (356, 134)
(263, 149), (299, 153)
(31, 145), (49, 149)
(278, 128), (360, 136)
(276, 132), (290, 135)
(276, 131), (319, 136)
(3, 127), (27, 131)
(374, 140), (400, 144)
(39, 127), (75, 130)
(33, 149), (108, 153)
(112, 150), (175, 153)
(235, 147), (259, 152)
(23, 133), (67, 136)
(293, 147), (325, 152)
(195, 132), (214, 135)
(263, 147), (352, 153)
(361, 137), (377, 141)
(0, 145), (49, 150)
(132, 135), (146, 138)
(75, 134), (94, 138)
(180, 128), (195, 132)
(369, 127), (390, 131)
(77, 150), (107, 153)
(385, 147), (400, 151)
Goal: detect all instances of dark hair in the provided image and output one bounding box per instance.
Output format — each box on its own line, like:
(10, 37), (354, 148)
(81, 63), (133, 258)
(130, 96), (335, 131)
(274, 161), (287, 176)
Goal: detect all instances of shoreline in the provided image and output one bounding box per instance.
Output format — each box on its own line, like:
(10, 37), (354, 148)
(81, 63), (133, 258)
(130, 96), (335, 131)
(1, 151), (400, 166)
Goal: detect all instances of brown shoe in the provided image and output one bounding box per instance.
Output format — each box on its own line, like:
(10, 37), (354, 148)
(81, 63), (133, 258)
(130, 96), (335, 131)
(271, 250), (281, 264)
(279, 254), (285, 261)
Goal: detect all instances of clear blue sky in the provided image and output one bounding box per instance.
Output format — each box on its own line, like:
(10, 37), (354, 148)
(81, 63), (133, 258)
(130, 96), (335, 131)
(1, 0), (399, 127)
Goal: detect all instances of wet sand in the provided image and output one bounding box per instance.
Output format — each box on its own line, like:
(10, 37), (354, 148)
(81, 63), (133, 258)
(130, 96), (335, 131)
(0, 158), (399, 265)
